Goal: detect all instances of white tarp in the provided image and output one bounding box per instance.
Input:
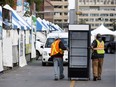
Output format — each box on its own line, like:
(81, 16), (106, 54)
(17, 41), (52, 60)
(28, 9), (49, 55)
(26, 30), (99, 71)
(113, 31), (116, 41)
(12, 30), (19, 45)
(91, 24), (114, 36)
(19, 30), (27, 67)
(0, 6), (2, 28)
(0, 41), (3, 72)
(36, 32), (46, 43)
(3, 30), (13, 67)
(26, 31), (30, 44)
(12, 30), (19, 63)
(24, 16), (36, 58)
(31, 33), (36, 58)
(0, 6), (3, 71)
(113, 31), (116, 36)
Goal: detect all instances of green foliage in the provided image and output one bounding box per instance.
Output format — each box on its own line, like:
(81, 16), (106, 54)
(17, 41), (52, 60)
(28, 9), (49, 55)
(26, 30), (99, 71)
(35, 0), (42, 11)
(0, 0), (15, 7)
(27, 0), (42, 11)
(26, 0), (33, 5)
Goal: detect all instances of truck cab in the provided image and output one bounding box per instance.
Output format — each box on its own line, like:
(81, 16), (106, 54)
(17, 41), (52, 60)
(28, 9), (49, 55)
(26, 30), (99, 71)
(42, 32), (68, 66)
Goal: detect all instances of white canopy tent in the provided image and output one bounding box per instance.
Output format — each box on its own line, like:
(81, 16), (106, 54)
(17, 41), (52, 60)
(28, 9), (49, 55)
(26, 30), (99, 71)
(37, 17), (48, 31)
(91, 24), (114, 36)
(0, 6), (2, 25)
(4, 4), (31, 30)
(113, 31), (116, 41)
(0, 6), (3, 72)
(113, 31), (116, 36)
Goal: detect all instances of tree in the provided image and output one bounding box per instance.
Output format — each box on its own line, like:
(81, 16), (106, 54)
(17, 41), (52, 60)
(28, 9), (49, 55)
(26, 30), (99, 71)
(0, 0), (15, 7)
(26, 0), (42, 12)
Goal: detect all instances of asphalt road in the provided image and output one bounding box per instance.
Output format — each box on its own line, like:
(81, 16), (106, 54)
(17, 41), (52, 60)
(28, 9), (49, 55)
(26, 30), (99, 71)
(0, 54), (115, 87)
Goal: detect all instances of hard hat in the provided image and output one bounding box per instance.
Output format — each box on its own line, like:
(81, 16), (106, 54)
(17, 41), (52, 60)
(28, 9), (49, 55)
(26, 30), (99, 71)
(54, 36), (59, 40)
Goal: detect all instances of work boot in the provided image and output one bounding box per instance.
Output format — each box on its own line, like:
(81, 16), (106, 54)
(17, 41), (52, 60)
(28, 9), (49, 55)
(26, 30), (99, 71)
(54, 78), (58, 81)
(93, 76), (97, 81)
(54, 76), (58, 81)
(98, 76), (101, 80)
(60, 75), (65, 79)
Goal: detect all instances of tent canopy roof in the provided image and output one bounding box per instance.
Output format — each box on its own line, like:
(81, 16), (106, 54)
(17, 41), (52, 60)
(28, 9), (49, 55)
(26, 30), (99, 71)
(4, 4), (31, 30)
(91, 24), (114, 36)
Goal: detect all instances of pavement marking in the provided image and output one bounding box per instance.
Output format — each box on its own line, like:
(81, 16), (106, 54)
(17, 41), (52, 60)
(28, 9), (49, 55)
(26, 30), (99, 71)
(70, 80), (75, 87)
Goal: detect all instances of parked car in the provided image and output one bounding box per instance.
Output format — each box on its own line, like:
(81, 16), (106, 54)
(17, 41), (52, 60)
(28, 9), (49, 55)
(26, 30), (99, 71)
(102, 35), (116, 54)
(105, 41), (116, 54)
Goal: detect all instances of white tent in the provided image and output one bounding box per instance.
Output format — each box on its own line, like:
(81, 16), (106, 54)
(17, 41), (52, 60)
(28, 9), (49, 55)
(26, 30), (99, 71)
(37, 17), (48, 31)
(91, 24), (114, 36)
(4, 4), (31, 30)
(113, 31), (116, 36)
(113, 31), (116, 41)
(0, 6), (2, 25)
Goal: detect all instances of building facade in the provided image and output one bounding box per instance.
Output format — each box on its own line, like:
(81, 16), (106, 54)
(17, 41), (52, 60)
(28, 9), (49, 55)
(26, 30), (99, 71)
(76, 0), (116, 30)
(50, 0), (69, 29)
(44, 0), (54, 22)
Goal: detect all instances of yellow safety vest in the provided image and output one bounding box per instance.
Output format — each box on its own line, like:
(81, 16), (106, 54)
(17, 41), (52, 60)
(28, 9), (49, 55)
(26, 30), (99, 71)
(50, 39), (63, 56)
(95, 39), (105, 54)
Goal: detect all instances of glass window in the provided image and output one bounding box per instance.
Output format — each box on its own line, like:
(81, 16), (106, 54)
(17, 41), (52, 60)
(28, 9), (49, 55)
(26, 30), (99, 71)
(60, 38), (68, 47)
(45, 38), (54, 48)
(45, 38), (68, 48)
(64, 19), (67, 22)
(64, 12), (68, 15)
(64, 5), (68, 8)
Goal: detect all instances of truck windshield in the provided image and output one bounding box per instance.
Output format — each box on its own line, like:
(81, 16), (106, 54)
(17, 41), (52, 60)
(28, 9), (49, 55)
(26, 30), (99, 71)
(45, 38), (68, 48)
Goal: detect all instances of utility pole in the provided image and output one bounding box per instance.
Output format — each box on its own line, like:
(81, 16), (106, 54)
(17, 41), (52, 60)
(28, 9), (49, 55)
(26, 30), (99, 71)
(69, 0), (82, 25)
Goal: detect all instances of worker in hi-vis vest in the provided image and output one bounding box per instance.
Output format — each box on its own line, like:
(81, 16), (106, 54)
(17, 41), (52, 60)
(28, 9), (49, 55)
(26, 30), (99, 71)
(91, 33), (105, 81)
(50, 36), (68, 81)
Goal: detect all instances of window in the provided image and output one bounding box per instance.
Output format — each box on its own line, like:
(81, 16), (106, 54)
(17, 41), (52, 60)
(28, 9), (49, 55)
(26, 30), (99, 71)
(64, 19), (67, 22)
(64, 5), (68, 8)
(110, 13), (113, 16)
(54, 12), (62, 16)
(54, 19), (62, 22)
(54, 5), (62, 9)
(105, 19), (108, 21)
(45, 38), (54, 48)
(45, 38), (68, 48)
(64, 12), (68, 15)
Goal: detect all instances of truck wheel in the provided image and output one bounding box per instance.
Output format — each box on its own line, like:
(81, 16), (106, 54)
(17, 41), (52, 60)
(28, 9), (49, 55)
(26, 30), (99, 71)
(36, 50), (40, 60)
(42, 62), (46, 66)
(111, 49), (115, 54)
(107, 47), (111, 54)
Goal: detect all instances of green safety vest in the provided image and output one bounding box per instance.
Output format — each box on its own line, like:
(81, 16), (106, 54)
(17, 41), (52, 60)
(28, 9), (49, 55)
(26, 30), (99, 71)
(96, 40), (105, 54)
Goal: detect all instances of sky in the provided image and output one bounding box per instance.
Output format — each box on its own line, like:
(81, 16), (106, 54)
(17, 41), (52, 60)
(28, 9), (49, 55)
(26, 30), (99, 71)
(68, 0), (75, 9)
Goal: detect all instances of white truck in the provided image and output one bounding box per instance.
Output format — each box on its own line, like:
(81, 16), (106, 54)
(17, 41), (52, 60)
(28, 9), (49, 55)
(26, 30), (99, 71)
(36, 32), (46, 60)
(42, 32), (68, 66)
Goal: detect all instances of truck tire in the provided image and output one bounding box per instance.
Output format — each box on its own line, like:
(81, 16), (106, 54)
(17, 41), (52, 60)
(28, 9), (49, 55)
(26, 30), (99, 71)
(42, 62), (46, 66)
(107, 47), (111, 54)
(110, 49), (115, 54)
(36, 50), (40, 60)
